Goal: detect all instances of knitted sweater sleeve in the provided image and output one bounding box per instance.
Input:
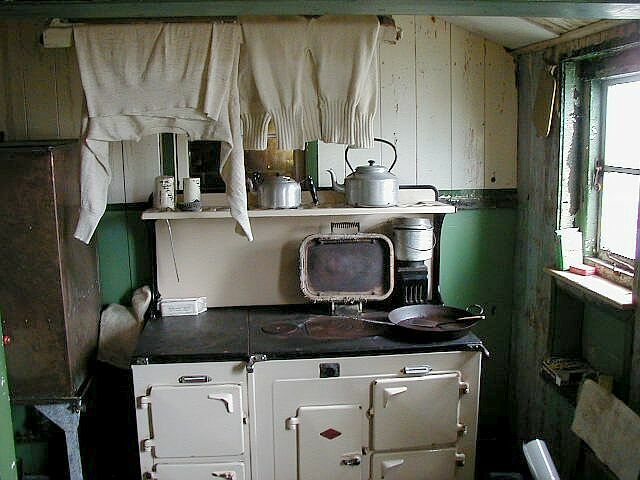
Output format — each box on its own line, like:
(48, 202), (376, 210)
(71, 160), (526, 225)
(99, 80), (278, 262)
(309, 16), (380, 148)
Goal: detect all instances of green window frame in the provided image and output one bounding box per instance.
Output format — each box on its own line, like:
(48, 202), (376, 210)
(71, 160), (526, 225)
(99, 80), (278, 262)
(559, 46), (640, 287)
(592, 74), (640, 270)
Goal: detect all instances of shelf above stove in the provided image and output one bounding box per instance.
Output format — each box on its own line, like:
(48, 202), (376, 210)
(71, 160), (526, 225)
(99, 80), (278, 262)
(142, 201), (455, 220)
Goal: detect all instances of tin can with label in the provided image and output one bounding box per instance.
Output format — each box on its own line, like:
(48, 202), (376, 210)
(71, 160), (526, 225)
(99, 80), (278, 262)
(183, 177), (201, 203)
(154, 176), (175, 210)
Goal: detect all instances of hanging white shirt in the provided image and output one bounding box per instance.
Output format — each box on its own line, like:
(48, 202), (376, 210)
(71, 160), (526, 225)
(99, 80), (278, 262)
(73, 22), (252, 243)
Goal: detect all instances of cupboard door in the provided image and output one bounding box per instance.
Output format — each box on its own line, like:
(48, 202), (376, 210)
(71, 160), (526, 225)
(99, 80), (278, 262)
(155, 462), (245, 480)
(371, 373), (462, 450)
(371, 449), (457, 480)
(295, 404), (363, 480)
(147, 384), (244, 458)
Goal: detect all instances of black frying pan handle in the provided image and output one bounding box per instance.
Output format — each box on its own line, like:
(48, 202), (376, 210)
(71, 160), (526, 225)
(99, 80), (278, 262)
(345, 137), (398, 174)
(465, 304), (484, 317)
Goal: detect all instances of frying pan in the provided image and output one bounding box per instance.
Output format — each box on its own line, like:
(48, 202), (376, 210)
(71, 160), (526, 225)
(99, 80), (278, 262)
(361, 304), (485, 340)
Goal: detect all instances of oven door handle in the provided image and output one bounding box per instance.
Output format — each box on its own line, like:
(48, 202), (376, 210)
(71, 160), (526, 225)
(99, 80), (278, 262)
(381, 459), (405, 475)
(207, 393), (234, 413)
(383, 386), (408, 408)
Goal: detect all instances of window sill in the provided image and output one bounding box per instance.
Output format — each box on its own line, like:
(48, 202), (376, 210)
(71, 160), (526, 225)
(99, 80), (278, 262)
(545, 268), (634, 311)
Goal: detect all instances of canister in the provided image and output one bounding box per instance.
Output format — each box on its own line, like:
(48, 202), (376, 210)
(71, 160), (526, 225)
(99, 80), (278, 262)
(392, 217), (434, 262)
(183, 177), (201, 203)
(154, 176), (175, 210)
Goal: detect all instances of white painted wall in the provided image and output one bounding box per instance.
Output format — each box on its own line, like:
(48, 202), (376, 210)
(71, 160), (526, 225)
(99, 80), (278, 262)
(0, 16), (517, 202)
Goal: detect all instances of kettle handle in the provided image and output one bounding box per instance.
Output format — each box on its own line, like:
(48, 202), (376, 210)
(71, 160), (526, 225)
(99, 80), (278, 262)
(345, 137), (398, 174)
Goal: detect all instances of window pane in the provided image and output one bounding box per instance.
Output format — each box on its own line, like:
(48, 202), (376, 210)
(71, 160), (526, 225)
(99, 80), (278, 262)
(604, 80), (640, 169)
(599, 172), (639, 259)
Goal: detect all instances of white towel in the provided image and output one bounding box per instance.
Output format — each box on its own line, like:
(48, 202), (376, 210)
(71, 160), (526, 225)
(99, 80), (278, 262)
(73, 22), (252, 242)
(572, 379), (640, 480)
(98, 286), (151, 369)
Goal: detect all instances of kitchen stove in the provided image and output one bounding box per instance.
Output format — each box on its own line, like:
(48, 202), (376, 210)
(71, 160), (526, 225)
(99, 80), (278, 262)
(132, 306), (484, 480)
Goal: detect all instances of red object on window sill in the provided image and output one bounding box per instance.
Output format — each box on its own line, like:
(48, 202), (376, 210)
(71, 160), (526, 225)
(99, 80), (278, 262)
(569, 264), (597, 276)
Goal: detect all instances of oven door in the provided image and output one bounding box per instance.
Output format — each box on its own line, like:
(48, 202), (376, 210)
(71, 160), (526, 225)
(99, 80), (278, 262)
(370, 372), (463, 450)
(370, 449), (457, 480)
(294, 404), (364, 480)
(143, 383), (244, 458)
(154, 462), (245, 480)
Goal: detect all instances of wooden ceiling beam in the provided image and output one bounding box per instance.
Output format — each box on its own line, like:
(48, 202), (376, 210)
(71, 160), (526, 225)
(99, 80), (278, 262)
(2, 0), (640, 20)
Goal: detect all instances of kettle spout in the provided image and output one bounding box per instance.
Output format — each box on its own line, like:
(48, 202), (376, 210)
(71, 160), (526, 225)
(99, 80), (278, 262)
(326, 169), (345, 193)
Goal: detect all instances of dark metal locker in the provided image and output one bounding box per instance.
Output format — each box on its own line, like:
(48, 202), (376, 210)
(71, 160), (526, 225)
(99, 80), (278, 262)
(0, 141), (100, 402)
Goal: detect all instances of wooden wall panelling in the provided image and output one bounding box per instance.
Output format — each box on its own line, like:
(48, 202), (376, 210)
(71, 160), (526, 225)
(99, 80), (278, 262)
(415, 16), (453, 190)
(122, 136), (161, 203)
(511, 51), (581, 477)
(484, 41), (518, 189)
(5, 23), (27, 140)
(317, 141), (345, 187)
(19, 22), (60, 139)
(451, 25), (485, 189)
(379, 15), (417, 185)
(54, 46), (83, 139)
(0, 23), (7, 138)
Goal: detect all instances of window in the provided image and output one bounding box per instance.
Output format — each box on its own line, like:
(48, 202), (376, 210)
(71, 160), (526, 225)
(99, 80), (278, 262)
(595, 76), (640, 266)
(559, 47), (640, 286)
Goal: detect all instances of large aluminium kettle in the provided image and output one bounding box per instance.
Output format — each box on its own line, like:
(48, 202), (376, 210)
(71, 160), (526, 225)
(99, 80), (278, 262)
(327, 138), (399, 207)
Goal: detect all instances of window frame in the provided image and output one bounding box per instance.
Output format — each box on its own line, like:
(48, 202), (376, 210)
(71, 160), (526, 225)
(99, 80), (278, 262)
(593, 73), (640, 269)
(559, 46), (640, 288)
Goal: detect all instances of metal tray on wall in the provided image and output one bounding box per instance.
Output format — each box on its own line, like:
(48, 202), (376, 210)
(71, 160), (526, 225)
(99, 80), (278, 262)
(299, 230), (394, 303)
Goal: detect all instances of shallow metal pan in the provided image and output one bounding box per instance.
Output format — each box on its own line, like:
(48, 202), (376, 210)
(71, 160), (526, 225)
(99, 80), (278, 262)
(362, 304), (485, 340)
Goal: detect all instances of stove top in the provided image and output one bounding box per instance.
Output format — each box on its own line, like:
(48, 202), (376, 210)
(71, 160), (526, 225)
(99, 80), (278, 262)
(133, 305), (485, 364)
(248, 305), (484, 361)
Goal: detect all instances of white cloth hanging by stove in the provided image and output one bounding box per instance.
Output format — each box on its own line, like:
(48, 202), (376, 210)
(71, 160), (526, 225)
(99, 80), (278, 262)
(239, 15), (380, 151)
(73, 22), (252, 243)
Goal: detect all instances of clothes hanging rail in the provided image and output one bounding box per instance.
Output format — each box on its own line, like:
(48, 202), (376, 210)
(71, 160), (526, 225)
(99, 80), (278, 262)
(41, 15), (401, 48)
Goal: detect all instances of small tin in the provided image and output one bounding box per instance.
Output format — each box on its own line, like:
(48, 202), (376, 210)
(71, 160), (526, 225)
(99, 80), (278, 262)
(154, 176), (175, 210)
(183, 177), (201, 203)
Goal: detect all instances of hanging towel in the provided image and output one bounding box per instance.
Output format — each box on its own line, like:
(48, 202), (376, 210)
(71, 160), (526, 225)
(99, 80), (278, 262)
(73, 22), (252, 242)
(572, 379), (640, 480)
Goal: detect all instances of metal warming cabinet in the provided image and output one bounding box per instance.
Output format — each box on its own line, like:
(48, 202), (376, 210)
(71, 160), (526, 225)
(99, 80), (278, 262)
(0, 141), (100, 402)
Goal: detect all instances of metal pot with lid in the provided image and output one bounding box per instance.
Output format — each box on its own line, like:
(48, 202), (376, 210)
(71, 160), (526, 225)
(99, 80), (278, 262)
(327, 137), (399, 207)
(251, 172), (318, 209)
(392, 217), (434, 262)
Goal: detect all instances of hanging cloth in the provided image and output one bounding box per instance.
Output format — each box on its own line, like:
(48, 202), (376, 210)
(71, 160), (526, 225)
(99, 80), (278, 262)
(239, 15), (380, 151)
(73, 22), (252, 243)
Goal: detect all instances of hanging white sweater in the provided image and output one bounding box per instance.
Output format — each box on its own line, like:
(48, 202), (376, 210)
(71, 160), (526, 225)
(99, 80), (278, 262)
(73, 22), (252, 243)
(239, 16), (380, 151)
(308, 15), (380, 148)
(239, 16), (310, 151)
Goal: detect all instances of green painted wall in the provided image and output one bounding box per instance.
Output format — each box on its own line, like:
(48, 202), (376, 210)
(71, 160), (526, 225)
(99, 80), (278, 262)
(440, 208), (517, 436)
(95, 208), (153, 306)
(0, 319), (18, 480)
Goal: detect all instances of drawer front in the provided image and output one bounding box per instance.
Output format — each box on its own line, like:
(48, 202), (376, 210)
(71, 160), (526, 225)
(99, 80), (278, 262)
(295, 404), (364, 480)
(371, 449), (457, 480)
(371, 373), (462, 450)
(155, 462), (245, 480)
(147, 384), (244, 458)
